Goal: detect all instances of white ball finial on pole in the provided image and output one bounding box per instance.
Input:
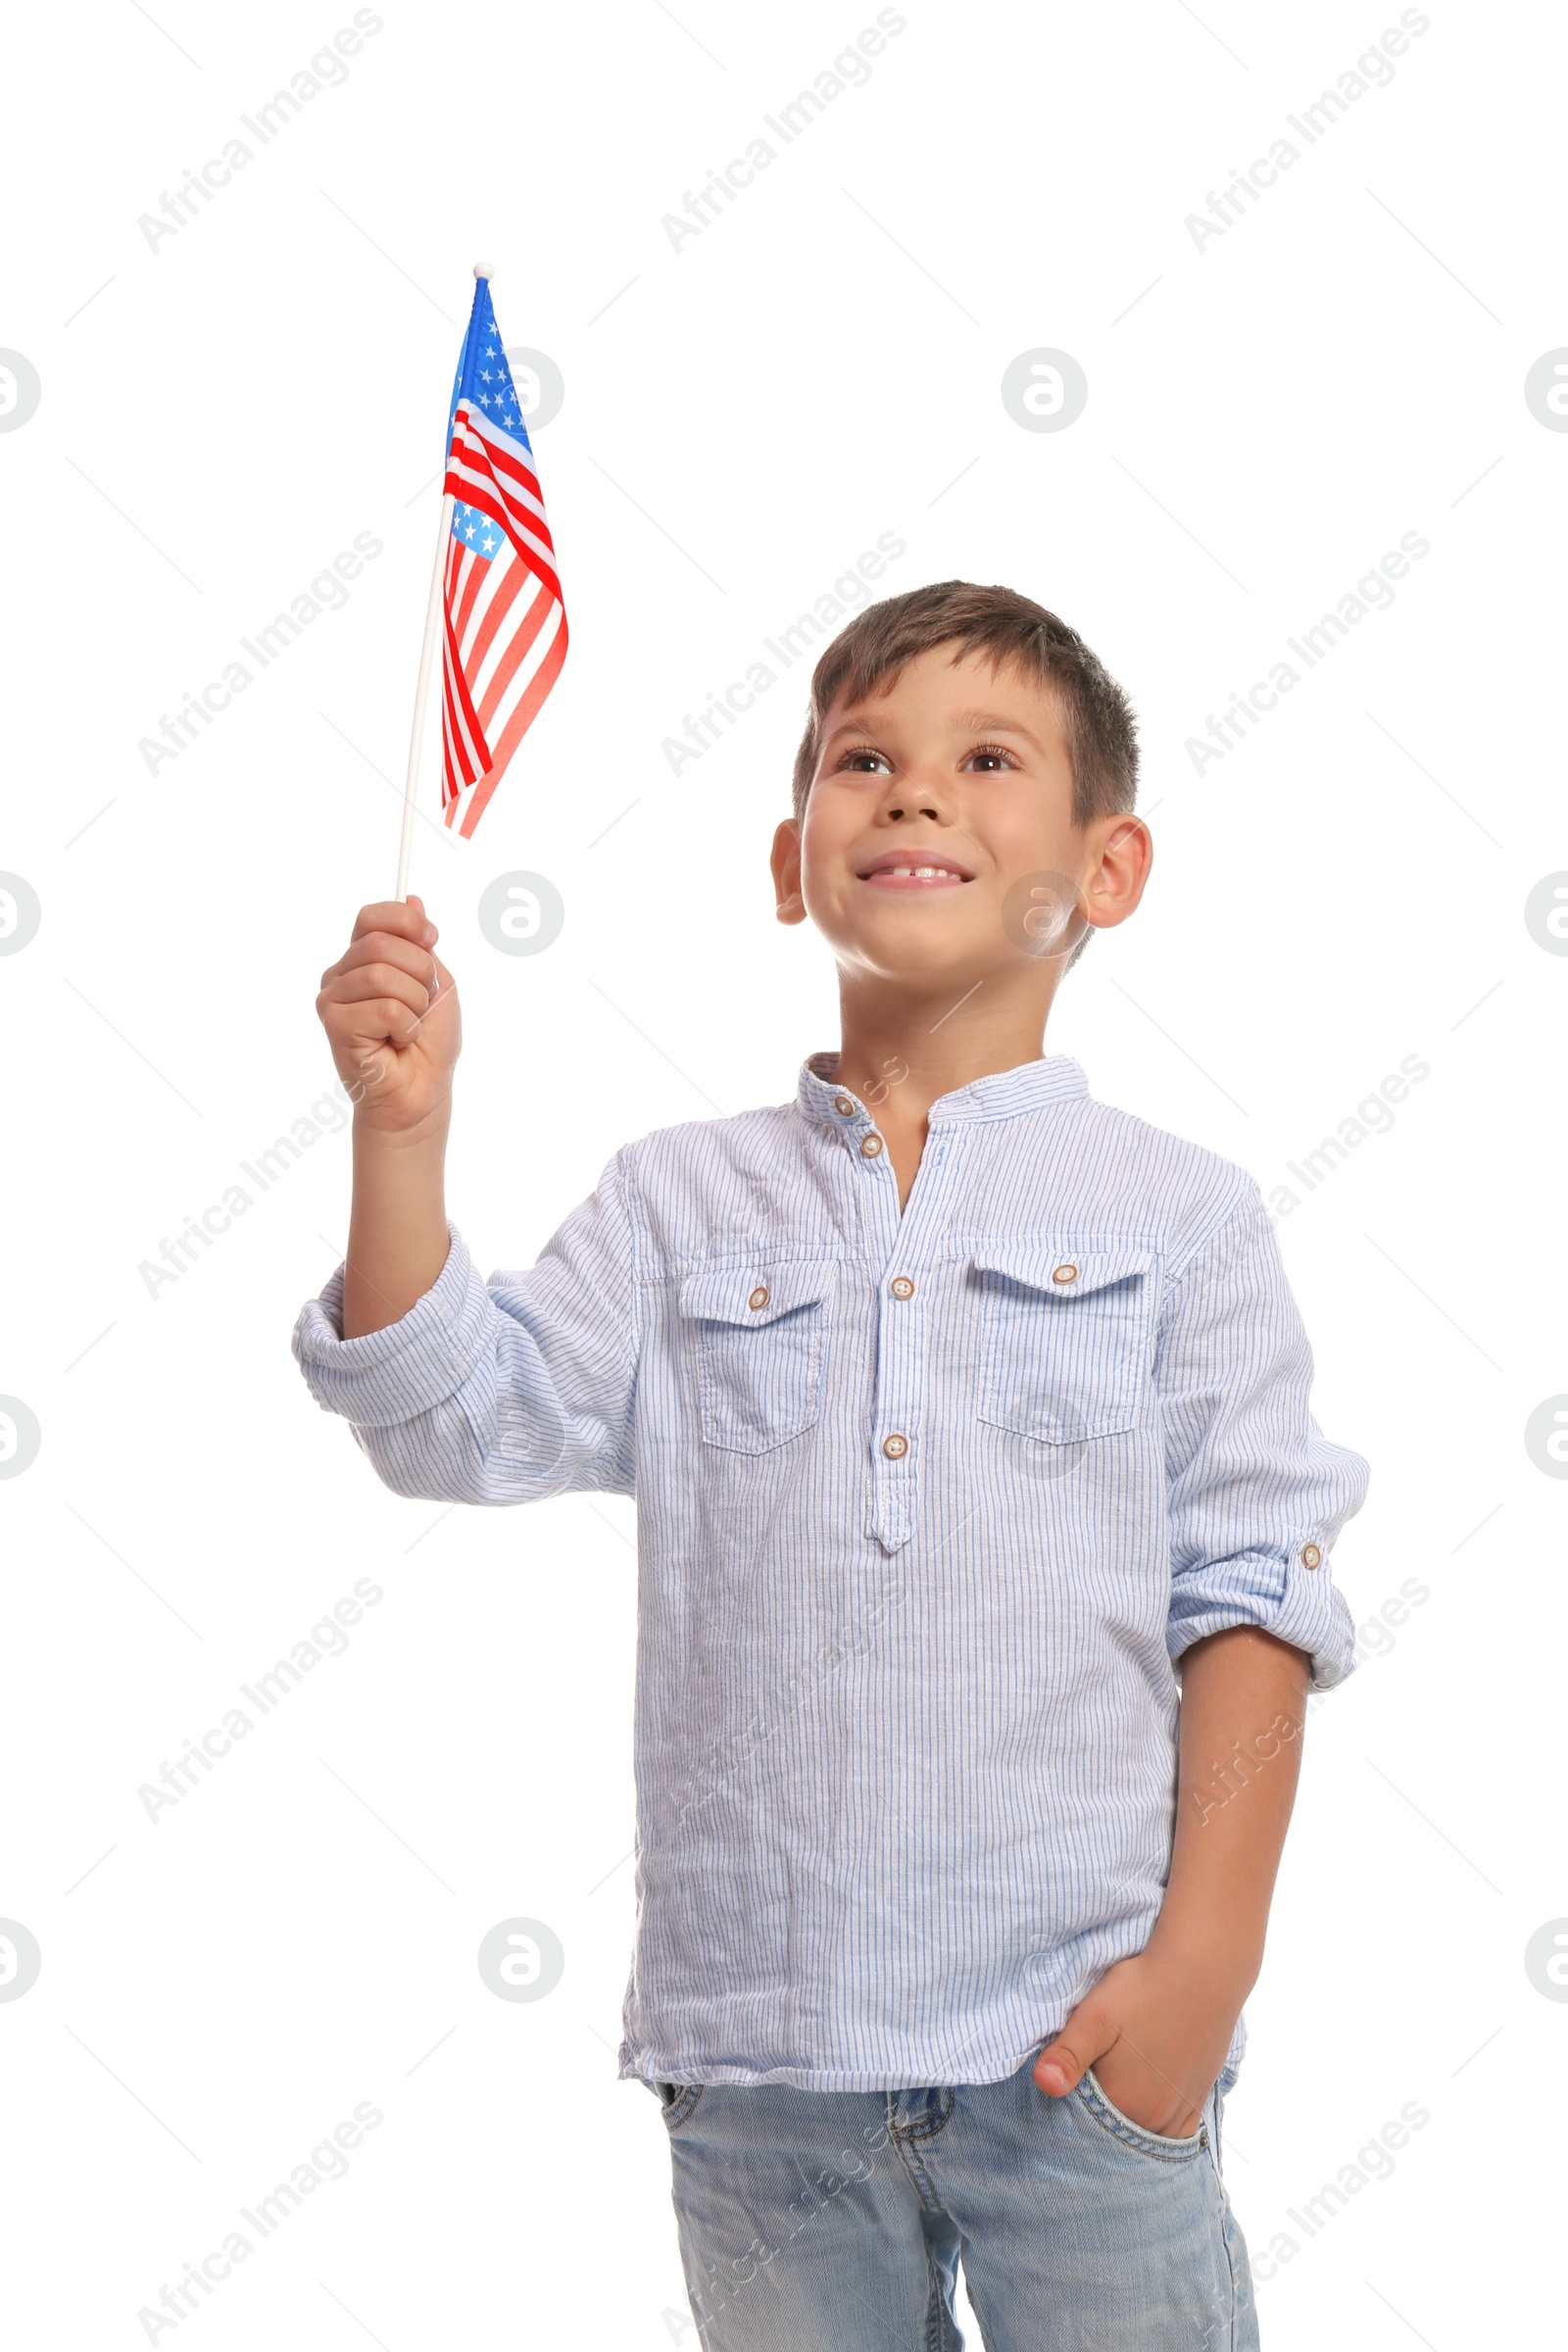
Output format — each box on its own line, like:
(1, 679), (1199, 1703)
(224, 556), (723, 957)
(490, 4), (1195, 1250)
(472, 262), (493, 279)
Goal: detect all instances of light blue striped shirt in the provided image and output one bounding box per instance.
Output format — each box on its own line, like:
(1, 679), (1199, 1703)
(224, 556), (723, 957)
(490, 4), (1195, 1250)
(293, 1052), (1369, 2092)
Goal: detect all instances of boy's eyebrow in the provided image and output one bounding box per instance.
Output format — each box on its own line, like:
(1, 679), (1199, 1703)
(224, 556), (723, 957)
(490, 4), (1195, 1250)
(819, 712), (889, 750)
(954, 710), (1048, 752)
(819, 709), (1050, 754)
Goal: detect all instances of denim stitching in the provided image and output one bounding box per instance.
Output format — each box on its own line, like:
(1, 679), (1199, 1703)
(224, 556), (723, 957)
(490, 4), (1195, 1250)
(923, 2233), (954, 2352)
(1209, 2131), (1241, 2352)
(879, 2121), (956, 2347)
(891, 2086), (956, 2145)
(888, 2111), (947, 2212)
(1075, 2075), (1206, 2164)
(662, 2082), (703, 2130)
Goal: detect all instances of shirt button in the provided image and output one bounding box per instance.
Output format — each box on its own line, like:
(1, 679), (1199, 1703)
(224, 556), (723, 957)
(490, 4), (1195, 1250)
(748, 1284), (769, 1311)
(882, 1433), (908, 1459)
(890, 1276), (915, 1300)
(860, 1134), (884, 1158)
(834, 1094), (856, 1116)
(1052, 1261), (1078, 1284)
(1300, 1543), (1322, 1570)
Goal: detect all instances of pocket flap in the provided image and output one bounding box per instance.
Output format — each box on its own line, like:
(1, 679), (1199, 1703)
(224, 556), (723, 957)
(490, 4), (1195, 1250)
(679, 1256), (839, 1328)
(971, 1242), (1154, 1300)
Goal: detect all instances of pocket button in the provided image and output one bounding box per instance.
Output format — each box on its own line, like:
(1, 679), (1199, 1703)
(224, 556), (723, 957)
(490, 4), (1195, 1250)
(1052, 1261), (1078, 1283)
(747, 1285), (769, 1310)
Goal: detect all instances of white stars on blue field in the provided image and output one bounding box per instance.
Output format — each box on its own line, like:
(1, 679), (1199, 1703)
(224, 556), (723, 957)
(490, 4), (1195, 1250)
(451, 501), (503, 562)
(470, 340), (526, 429)
(444, 287), (534, 564)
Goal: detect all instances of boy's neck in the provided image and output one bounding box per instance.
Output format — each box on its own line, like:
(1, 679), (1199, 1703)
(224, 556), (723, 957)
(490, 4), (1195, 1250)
(831, 970), (1056, 1139)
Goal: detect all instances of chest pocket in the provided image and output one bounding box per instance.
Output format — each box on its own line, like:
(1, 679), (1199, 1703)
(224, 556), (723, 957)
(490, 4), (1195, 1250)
(678, 1258), (839, 1453)
(973, 1243), (1155, 1443)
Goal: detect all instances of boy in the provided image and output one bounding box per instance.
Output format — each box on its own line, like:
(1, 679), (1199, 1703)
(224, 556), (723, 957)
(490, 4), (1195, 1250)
(294, 581), (1369, 2348)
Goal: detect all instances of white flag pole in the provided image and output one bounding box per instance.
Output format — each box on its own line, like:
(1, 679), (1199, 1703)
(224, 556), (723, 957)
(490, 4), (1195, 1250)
(394, 488), (454, 902)
(395, 262), (491, 903)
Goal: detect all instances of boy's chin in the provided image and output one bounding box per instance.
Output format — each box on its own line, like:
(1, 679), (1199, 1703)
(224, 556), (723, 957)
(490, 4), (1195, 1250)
(836, 931), (1005, 989)
(832, 893), (985, 938)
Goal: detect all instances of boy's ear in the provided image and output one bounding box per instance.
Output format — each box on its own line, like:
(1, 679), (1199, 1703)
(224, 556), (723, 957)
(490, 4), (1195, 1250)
(770, 817), (808, 926)
(1082, 815), (1153, 936)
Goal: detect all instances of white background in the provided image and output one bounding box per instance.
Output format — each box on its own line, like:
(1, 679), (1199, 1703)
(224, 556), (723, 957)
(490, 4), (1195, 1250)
(3, 0), (1564, 2344)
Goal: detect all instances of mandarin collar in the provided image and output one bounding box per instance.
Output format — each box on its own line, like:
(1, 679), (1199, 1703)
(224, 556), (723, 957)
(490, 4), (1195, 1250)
(798, 1050), (1090, 1128)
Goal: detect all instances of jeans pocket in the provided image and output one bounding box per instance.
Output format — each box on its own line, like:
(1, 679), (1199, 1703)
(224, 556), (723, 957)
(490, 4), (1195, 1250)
(1076, 2066), (1208, 2163)
(651, 2079), (703, 2131)
(680, 1259), (838, 1453)
(972, 1243), (1155, 1443)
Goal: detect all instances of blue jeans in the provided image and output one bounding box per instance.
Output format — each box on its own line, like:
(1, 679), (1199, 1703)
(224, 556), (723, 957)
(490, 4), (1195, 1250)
(645, 2059), (1258, 2349)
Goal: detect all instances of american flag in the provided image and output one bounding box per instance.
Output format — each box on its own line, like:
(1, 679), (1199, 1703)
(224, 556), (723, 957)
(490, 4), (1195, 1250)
(439, 277), (566, 836)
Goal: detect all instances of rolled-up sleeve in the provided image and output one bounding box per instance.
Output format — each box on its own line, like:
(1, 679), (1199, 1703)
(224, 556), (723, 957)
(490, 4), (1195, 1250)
(1155, 1182), (1369, 1691)
(291, 1149), (639, 1504)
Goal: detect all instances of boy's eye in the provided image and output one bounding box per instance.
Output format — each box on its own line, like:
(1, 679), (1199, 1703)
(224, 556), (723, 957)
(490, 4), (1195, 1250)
(832, 740), (1019, 775)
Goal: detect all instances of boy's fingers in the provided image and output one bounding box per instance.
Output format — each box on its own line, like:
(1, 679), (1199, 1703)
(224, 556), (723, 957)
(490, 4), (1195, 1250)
(1031, 2042), (1088, 2097)
(1032, 2015), (1116, 2098)
(322, 985), (428, 1041)
(350, 899), (438, 949)
(319, 964), (430, 1019)
(328, 932), (440, 993)
(328, 995), (423, 1048)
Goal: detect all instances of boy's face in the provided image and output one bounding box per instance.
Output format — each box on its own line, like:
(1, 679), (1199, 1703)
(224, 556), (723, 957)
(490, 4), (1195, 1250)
(772, 644), (1147, 993)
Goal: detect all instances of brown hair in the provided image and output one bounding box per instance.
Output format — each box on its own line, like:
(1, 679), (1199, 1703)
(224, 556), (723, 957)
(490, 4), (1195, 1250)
(790, 580), (1140, 970)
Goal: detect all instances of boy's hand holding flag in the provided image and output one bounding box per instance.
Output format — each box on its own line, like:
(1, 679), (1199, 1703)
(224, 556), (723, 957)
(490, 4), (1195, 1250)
(316, 266), (564, 1326)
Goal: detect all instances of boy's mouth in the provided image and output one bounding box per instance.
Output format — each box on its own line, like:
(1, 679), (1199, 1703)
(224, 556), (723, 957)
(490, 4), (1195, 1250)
(856, 850), (974, 890)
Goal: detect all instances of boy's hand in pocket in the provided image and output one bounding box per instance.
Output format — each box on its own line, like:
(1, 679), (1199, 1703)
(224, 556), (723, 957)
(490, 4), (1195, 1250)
(1031, 1947), (1243, 2141)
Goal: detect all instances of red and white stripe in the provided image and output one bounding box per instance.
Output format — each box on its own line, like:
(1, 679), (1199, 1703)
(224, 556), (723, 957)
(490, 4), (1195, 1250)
(440, 401), (567, 837)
